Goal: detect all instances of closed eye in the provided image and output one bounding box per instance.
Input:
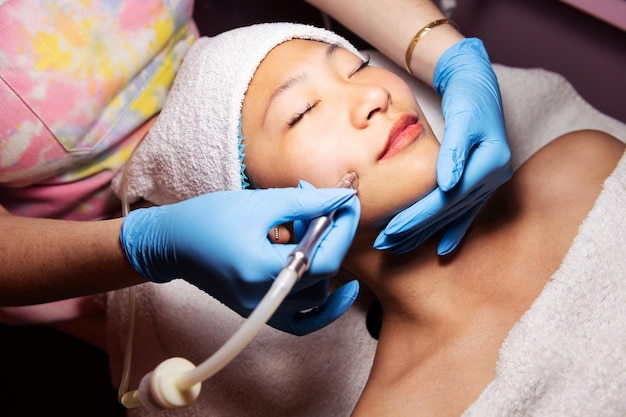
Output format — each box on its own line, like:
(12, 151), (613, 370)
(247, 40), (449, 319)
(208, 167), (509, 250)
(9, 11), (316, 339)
(288, 102), (317, 127)
(286, 53), (370, 127)
(349, 54), (371, 77)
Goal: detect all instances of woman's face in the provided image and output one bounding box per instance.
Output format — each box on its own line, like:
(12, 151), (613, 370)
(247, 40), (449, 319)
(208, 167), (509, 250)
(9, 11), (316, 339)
(241, 39), (440, 228)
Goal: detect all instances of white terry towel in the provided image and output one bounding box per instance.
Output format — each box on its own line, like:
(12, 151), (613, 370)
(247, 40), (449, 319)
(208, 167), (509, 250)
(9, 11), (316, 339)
(465, 151), (626, 417)
(106, 50), (626, 416)
(110, 23), (360, 204)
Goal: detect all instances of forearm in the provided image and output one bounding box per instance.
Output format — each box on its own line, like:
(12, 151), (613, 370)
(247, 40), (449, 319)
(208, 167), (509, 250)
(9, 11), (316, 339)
(306, 0), (463, 84)
(0, 205), (144, 306)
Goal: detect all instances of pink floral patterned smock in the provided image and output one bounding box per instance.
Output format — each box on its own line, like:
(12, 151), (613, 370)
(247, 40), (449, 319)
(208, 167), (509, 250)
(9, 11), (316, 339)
(0, 0), (198, 220)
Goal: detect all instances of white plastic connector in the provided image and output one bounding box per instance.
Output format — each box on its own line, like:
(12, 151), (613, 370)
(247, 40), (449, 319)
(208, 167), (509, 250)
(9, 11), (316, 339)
(135, 357), (201, 411)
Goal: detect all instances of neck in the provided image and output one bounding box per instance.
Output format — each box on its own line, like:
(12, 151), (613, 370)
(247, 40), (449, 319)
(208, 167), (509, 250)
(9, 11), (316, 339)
(345, 227), (510, 417)
(344, 230), (471, 331)
(346, 223), (530, 417)
(342, 218), (533, 341)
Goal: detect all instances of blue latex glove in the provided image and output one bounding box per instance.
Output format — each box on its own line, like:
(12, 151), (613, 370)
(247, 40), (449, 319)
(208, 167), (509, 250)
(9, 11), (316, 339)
(375, 38), (512, 255)
(121, 186), (360, 335)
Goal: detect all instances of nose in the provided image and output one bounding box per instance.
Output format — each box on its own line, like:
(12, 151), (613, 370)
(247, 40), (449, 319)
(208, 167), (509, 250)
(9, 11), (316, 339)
(350, 84), (390, 128)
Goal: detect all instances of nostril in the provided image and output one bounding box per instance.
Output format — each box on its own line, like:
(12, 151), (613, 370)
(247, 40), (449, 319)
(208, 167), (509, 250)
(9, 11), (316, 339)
(366, 91), (391, 120)
(367, 108), (380, 120)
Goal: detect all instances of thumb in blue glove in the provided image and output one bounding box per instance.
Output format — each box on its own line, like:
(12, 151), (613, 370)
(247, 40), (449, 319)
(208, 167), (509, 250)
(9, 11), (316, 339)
(121, 186), (360, 335)
(375, 38), (512, 255)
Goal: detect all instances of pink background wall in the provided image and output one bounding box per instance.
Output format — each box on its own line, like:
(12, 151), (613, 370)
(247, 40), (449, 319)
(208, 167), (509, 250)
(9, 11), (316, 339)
(560, 0), (626, 31)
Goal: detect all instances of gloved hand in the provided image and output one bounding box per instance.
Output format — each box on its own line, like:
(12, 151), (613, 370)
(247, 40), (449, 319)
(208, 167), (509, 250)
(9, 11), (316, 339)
(276, 180), (361, 334)
(374, 38), (512, 255)
(121, 186), (360, 335)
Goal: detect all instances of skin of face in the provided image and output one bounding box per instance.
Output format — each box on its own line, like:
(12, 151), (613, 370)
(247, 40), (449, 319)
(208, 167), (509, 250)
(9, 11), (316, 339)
(241, 39), (440, 229)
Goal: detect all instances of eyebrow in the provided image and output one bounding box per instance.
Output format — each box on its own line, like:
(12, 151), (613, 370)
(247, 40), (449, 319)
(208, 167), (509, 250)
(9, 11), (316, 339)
(263, 43), (340, 124)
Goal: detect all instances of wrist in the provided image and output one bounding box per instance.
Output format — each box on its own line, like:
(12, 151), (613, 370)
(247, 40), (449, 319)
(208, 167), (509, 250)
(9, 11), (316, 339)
(405, 20), (464, 84)
(120, 208), (169, 284)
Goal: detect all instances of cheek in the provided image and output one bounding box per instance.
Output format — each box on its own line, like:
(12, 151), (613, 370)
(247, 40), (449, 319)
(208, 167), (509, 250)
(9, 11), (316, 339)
(244, 137), (348, 189)
(292, 142), (353, 187)
(243, 136), (309, 189)
(242, 138), (286, 188)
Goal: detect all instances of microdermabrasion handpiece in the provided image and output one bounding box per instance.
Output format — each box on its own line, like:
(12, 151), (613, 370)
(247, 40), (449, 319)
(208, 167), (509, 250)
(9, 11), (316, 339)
(120, 172), (359, 411)
(283, 171), (359, 280)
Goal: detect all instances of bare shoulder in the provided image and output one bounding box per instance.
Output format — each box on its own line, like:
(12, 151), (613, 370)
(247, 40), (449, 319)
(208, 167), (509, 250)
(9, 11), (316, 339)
(523, 129), (624, 184)
(506, 129), (624, 249)
(543, 129), (624, 163)
(515, 130), (623, 200)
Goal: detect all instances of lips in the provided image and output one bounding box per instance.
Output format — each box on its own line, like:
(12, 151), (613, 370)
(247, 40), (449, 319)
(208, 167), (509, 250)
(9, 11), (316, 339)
(379, 114), (423, 160)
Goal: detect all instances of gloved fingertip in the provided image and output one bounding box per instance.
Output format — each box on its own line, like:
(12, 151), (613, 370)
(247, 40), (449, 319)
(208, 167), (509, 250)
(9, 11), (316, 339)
(437, 207), (478, 255)
(374, 232), (400, 251)
(379, 216), (409, 236)
(373, 232), (388, 250)
(438, 170), (459, 192)
(437, 151), (464, 191)
(292, 280), (360, 335)
(339, 280), (361, 303)
(326, 280), (360, 314)
(297, 179), (315, 190)
(437, 236), (460, 256)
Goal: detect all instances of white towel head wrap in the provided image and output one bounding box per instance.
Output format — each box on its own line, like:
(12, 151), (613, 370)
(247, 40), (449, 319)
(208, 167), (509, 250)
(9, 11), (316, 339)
(112, 22), (361, 205)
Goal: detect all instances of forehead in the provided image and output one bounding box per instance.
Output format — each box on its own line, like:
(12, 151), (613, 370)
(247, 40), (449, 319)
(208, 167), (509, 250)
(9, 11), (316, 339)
(243, 40), (341, 124)
(246, 39), (359, 104)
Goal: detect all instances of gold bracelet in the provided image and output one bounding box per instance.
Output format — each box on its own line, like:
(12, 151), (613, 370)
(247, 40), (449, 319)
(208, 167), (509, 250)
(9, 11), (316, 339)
(404, 18), (459, 76)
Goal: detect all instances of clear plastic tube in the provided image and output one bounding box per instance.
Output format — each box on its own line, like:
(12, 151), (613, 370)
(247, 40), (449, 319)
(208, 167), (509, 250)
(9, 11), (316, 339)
(117, 149), (138, 405)
(176, 266), (299, 389)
